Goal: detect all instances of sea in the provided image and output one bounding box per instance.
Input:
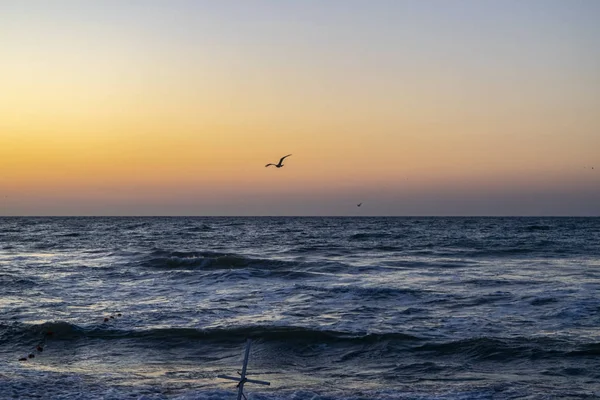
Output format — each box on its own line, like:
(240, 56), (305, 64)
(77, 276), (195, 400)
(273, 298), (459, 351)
(1, 217), (599, 400)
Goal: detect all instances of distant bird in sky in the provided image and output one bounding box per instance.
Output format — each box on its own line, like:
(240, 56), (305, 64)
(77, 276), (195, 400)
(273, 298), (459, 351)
(357, 203), (362, 207)
(265, 154), (292, 168)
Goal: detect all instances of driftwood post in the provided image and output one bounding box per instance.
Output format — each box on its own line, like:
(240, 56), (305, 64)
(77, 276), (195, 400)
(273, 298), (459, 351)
(217, 339), (270, 400)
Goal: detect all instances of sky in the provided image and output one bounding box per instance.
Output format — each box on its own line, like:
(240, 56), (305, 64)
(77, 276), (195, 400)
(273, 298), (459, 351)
(1, 0), (599, 216)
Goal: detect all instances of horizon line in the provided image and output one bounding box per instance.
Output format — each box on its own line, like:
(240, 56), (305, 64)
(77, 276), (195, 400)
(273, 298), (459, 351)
(1, 215), (599, 218)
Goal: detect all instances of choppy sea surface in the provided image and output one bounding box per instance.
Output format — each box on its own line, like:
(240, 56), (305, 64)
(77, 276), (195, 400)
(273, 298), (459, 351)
(1, 217), (599, 400)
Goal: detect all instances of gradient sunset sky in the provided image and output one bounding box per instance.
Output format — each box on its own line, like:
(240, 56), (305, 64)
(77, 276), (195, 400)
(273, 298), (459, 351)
(1, 0), (599, 216)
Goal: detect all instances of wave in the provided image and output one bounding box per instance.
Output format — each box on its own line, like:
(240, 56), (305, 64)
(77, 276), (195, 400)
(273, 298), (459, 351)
(293, 284), (424, 300)
(139, 250), (277, 270)
(58, 233), (81, 238)
(415, 245), (560, 258)
(529, 296), (559, 306)
(0, 274), (37, 288)
(524, 225), (552, 232)
(6, 322), (594, 360)
(4, 321), (598, 377)
(566, 342), (600, 357)
(184, 224), (214, 232)
(349, 232), (392, 240)
(414, 336), (575, 361)
(1, 321), (421, 345)
(135, 250), (352, 279)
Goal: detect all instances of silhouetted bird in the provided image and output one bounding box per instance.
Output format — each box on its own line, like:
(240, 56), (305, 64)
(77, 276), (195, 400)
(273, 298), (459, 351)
(357, 203), (362, 207)
(265, 154), (292, 168)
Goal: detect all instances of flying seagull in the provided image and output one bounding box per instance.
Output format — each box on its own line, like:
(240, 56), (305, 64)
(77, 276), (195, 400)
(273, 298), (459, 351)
(357, 203), (362, 207)
(265, 154), (292, 168)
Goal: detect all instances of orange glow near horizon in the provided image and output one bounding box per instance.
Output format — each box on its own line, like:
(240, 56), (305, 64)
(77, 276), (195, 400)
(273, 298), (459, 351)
(1, 2), (599, 215)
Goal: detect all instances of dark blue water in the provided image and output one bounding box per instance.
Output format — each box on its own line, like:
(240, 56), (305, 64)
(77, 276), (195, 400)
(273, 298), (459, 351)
(1, 217), (599, 399)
